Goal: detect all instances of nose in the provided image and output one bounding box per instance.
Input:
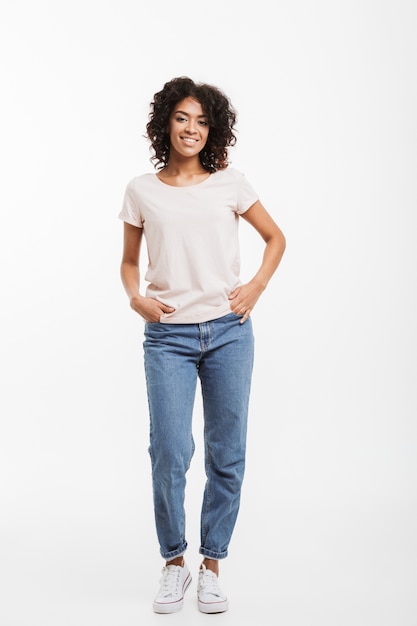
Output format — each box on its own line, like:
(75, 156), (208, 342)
(185, 118), (198, 133)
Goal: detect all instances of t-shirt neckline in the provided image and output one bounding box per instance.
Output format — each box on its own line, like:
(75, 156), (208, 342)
(154, 172), (213, 189)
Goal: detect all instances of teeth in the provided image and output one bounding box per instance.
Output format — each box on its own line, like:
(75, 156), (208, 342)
(182, 137), (197, 143)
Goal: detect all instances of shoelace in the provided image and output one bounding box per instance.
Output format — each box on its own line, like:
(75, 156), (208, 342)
(199, 569), (222, 597)
(159, 566), (181, 597)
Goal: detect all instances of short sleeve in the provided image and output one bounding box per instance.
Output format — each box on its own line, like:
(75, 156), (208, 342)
(118, 179), (143, 228)
(234, 170), (259, 215)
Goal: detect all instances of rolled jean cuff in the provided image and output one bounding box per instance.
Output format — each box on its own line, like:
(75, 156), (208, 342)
(199, 547), (228, 560)
(161, 543), (187, 561)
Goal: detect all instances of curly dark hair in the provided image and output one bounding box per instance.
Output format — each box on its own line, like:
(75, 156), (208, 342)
(146, 76), (237, 172)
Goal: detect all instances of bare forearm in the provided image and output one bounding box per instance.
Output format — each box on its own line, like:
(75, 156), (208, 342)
(120, 223), (174, 322)
(251, 231), (286, 291)
(120, 261), (141, 302)
(229, 229), (286, 322)
(120, 260), (175, 321)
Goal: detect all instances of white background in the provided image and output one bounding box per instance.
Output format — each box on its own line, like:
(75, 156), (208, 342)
(0, 1), (416, 624)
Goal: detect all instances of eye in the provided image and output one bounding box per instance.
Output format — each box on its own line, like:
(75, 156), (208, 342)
(199, 120), (209, 126)
(175, 115), (187, 122)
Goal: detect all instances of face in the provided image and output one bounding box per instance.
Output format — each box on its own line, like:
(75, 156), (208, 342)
(167, 97), (209, 159)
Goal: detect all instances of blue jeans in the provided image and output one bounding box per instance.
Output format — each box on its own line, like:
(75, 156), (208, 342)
(143, 312), (255, 561)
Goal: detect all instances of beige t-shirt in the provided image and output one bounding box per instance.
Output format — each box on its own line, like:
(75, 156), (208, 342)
(119, 167), (259, 324)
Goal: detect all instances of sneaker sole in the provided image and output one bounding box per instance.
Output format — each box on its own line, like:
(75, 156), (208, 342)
(153, 573), (192, 614)
(198, 598), (229, 614)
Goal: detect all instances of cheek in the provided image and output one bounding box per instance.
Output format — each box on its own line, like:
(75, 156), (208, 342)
(167, 124), (178, 144)
(167, 118), (178, 134)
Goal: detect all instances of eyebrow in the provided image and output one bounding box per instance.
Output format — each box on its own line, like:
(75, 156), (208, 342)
(174, 109), (208, 118)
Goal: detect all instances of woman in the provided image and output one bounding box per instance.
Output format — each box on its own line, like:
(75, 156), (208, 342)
(119, 76), (286, 614)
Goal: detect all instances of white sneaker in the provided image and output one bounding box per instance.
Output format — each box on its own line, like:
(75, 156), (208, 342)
(197, 564), (229, 613)
(153, 562), (192, 613)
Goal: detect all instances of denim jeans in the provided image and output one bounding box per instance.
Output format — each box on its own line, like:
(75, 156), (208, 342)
(143, 312), (255, 561)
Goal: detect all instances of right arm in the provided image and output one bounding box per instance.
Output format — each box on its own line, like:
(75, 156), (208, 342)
(120, 222), (175, 322)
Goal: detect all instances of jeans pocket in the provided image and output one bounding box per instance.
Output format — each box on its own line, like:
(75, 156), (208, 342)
(228, 311), (244, 319)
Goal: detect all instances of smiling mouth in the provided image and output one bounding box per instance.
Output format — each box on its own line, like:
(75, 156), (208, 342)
(181, 137), (198, 143)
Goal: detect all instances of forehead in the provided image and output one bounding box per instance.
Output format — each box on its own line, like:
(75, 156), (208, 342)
(172, 97), (207, 116)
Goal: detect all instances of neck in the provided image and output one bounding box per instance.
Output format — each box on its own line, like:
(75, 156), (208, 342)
(163, 154), (206, 177)
(157, 156), (212, 187)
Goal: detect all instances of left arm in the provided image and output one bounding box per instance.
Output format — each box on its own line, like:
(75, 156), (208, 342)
(228, 200), (286, 323)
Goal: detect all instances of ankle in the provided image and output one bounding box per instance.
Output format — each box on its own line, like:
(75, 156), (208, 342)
(201, 558), (219, 576)
(166, 557), (184, 567)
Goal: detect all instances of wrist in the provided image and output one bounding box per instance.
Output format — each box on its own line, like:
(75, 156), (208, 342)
(129, 294), (143, 308)
(251, 276), (267, 292)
